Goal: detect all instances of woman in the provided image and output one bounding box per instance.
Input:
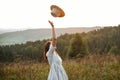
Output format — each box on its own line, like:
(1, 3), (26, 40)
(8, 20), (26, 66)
(44, 20), (68, 80)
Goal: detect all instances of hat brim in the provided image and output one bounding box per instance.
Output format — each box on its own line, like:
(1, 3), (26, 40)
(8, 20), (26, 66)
(50, 5), (65, 17)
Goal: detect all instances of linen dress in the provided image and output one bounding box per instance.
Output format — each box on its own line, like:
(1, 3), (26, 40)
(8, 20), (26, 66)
(46, 43), (68, 80)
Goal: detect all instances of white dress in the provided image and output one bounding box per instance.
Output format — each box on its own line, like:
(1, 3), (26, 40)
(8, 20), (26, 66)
(46, 43), (68, 80)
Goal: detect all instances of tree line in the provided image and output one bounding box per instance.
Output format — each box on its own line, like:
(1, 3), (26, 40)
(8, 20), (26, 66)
(0, 25), (120, 62)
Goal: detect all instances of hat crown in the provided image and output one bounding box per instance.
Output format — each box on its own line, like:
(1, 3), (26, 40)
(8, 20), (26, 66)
(50, 5), (65, 17)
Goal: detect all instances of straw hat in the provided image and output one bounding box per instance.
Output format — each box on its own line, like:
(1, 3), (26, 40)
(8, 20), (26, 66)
(50, 5), (65, 17)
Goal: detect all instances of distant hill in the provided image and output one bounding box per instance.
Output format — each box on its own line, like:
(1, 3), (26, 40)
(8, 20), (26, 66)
(0, 27), (100, 45)
(0, 29), (20, 34)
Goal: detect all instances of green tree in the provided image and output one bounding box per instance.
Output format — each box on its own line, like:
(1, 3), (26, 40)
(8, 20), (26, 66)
(108, 45), (119, 55)
(68, 33), (87, 58)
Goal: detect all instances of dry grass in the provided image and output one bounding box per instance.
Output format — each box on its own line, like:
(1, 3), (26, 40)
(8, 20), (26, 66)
(0, 54), (120, 80)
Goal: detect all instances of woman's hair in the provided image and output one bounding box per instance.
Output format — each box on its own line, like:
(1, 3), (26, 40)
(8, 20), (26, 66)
(43, 41), (51, 62)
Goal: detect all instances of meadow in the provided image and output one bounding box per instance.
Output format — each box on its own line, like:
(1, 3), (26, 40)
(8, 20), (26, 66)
(0, 54), (120, 80)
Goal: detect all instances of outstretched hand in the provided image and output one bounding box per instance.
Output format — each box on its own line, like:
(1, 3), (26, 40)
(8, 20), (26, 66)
(48, 20), (54, 27)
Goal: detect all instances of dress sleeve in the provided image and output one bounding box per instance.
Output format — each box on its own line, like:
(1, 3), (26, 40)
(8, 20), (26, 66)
(46, 43), (55, 56)
(46, 42), (55, 65)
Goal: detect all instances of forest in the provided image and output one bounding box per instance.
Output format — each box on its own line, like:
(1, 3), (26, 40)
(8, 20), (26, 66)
(0, 25), (120, 63)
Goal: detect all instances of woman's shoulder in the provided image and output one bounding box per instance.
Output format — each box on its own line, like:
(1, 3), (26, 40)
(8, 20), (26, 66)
(46, 42), (55, 57)
(50, 42), (57, 49)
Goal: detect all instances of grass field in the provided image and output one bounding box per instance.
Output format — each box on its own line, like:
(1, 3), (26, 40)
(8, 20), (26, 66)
(0, 55), (120, 80)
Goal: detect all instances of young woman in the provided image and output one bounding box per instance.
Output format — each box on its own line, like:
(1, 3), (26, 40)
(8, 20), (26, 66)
(44, 20), (68, 80)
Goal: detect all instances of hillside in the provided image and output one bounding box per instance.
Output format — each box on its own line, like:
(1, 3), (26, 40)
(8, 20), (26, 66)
(0, 27), (100, 45)
(0, 26), (120, 62)
(0, 26), (120, 80)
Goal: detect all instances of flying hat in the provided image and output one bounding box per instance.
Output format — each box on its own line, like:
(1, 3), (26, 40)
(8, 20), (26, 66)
(50, 5), (65, 17)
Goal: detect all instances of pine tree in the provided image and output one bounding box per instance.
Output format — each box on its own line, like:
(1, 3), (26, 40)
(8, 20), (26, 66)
(69, 33), (87, 58)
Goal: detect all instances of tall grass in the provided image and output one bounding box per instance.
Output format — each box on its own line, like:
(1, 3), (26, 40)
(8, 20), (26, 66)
(0, 55), (120, 80)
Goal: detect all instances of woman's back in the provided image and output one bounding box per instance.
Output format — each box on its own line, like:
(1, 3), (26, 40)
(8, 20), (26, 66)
(46, 43), (68, 80)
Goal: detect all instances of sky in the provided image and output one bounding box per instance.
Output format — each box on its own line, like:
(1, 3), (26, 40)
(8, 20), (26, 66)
(0, 0), (120, 29)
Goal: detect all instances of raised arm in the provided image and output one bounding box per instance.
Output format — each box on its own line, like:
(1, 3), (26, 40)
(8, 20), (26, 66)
(48, 20), (56, 47)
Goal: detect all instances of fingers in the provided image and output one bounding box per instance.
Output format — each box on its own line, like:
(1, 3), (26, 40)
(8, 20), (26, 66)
(48, 20), (53, 24)
(48, 20), (51, 23)
(48, 20), (54, 27)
